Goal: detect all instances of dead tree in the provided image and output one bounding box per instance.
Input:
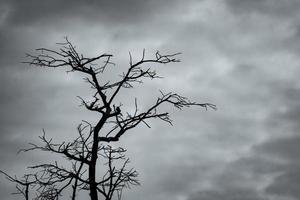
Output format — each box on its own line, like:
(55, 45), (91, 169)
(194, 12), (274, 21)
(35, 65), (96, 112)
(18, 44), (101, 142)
(1, 128), (139, 200)
(1, 38), (215, 200)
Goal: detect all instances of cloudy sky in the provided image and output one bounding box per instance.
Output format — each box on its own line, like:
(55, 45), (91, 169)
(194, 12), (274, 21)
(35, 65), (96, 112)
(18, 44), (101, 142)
(1, 0), (300, 200)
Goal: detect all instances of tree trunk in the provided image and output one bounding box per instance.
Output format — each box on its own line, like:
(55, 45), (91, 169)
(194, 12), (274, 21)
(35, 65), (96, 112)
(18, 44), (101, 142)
(89, 128), (99, 200)
(89, 116), (107, 200)
(89, 163), (98, 200)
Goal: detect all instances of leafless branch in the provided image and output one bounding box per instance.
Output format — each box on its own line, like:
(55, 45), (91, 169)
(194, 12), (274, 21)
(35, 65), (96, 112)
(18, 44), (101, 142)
(1, 39), (215, 200)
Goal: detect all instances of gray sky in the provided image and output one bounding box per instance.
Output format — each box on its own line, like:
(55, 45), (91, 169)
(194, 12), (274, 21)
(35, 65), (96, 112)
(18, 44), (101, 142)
(1, 0), (300, 200)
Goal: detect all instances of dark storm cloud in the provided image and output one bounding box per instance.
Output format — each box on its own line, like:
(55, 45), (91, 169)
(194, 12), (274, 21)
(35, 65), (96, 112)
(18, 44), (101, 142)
(0, 0), (166, 67)
(253, 135), (300, 199)
(256, 136), (300, 162)
(184, 153), (271, 200)
(225, 0), (300, 17)
(188, 188), (266, 200)
(185, 134), (300, 200)
(225, 0), (300, 58)
(1, 0), (181, 26)
(266, 169), (300, 198)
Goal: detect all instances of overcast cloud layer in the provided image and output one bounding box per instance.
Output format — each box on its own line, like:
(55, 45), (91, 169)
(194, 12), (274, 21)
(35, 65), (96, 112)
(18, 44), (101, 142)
(1, 1), (300, 200)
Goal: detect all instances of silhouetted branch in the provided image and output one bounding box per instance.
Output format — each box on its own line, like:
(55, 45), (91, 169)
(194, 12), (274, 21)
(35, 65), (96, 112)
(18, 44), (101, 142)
(97, 146), (140, 200)
(0, 170), (35, 200)
(0, 39), (215, 200)
(20, 128), (91, 165)
(99, 91), (216, 142)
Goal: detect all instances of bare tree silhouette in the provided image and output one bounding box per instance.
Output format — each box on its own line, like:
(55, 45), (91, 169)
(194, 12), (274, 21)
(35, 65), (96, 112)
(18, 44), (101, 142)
(1, 38), (215, 200)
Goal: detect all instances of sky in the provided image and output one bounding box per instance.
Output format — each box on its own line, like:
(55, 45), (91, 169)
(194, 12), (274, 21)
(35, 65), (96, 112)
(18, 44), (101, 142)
(1, 0), (300, 200)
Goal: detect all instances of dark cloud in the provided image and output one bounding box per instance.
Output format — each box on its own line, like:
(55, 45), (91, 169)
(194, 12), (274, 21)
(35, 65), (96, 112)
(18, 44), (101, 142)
(266, 170), (300, 198)
(188, 133), (300, 200)
(255, 135), (300, 163)
(256, 135), (300, 199)
(225, 0), (300, 17)
(245, 135), (300, 199)
(1, 0), (181, 27)
(184, 135), (300, 200)
(188, 188), (267, 200)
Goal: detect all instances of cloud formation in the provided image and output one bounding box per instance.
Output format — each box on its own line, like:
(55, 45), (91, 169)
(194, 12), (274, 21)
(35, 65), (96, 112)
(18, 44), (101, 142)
(1, 0), (300, 200)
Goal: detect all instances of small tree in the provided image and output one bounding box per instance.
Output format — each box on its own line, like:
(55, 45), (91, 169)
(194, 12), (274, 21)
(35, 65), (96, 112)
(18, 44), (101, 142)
(1, 38), (215, 200)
